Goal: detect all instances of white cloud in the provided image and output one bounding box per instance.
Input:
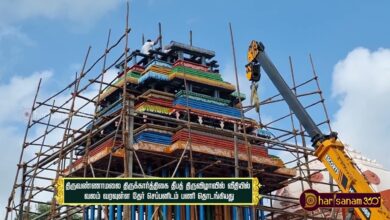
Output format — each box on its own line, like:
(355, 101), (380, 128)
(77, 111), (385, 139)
(0, 25), (36, 79)
(0, 71), (52, 124)
(0, 127), (24, 218)
(332, 47), (390, 170)
(0, 0), (121, 26)
(0, 71), (52, 218)
(0, 0), (121, 76)
(0, 25), (34, 46)
(0, 68), (118, 217)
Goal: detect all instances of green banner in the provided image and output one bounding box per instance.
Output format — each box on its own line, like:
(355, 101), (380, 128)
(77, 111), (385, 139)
(55, 177), (261, 205)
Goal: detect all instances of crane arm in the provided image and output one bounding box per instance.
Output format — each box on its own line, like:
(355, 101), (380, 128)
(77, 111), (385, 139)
(246, 40), (390, 219)
(251, 41), (323, 143)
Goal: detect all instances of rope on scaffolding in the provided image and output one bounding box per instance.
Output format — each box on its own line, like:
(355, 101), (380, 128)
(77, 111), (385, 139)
(251, 82), (260, 113)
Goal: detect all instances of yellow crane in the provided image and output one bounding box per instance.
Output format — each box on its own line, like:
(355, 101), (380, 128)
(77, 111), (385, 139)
(246, 40), (390, 219)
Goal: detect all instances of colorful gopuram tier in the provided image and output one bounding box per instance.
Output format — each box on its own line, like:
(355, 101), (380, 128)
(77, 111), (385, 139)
(64, 41), (296, 194)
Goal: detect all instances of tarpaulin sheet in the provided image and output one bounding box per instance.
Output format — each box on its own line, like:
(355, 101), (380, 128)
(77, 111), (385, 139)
(174, 97), (241, 118)
(135, 131), (172, 145)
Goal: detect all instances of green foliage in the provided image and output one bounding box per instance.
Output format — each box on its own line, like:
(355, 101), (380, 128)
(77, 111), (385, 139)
(71, 213), (82, 220)
(15, 203), (82, 220)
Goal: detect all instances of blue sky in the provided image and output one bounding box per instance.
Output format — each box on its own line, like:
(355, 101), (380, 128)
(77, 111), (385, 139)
(1, 0), (390, 216)
(2, 1), (390, 111)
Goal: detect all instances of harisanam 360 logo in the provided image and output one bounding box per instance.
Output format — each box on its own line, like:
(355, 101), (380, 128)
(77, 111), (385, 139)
(300, 189), (381, 212)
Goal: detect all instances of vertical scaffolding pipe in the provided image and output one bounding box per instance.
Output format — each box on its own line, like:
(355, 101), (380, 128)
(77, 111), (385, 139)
(79, 27), (111, 220)
(122, 2), (132, 220)
(182, 54), (195, 220)
(259, 198), (265, 220)
(168, 204), (173, 220)
(206, 206), (211, 220)
(223, 206), (230, 220)
(7, 79), (41, 220)
(131, 206), (135, 220)
(139, 205), (144, 220)
(289, 56), (310, 220)
(228, 22), (253, 174)
(198, 172), (205, 220)
(105, 206), (109, 220)
(117, 205), (123, 220)
(90, 206), (95, 220)
(232, 206), (237, 220)
(109, 206), (115, 220)
(185, 165), (190, 220)
(243, 208), (249, 220)
(26, 100), (55, 218)
(128, 99), (135, 200)
(147, 165), (153, 219)
(175, 204), (181, 220)
(182, 50), (195, 195)
(84, 207), (90, 220)
(175, 171), (181, 220)
(98, 206), (102, 220)
(52, 47), (90, 218)
(309, 54), (336, 218)
(233, 123), (241, 220)
(122, 95), (135, 219)
(162, 168), (168, 219)
(199, 205), (205, 220)
(18, 163), (27, 220)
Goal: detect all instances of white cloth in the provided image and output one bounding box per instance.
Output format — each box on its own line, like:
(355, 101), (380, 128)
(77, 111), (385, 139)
(141, 41), (155, 55)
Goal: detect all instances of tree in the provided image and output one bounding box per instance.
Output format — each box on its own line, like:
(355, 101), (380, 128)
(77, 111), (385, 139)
(15, 203), (82, 220)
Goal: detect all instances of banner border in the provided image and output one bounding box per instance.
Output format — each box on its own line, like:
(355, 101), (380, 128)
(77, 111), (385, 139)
(56, 177), (261, 206)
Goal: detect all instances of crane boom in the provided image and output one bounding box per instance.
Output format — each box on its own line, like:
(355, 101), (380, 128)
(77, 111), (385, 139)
(254, 44), (323, 142)
(246, 40), (390, 220)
